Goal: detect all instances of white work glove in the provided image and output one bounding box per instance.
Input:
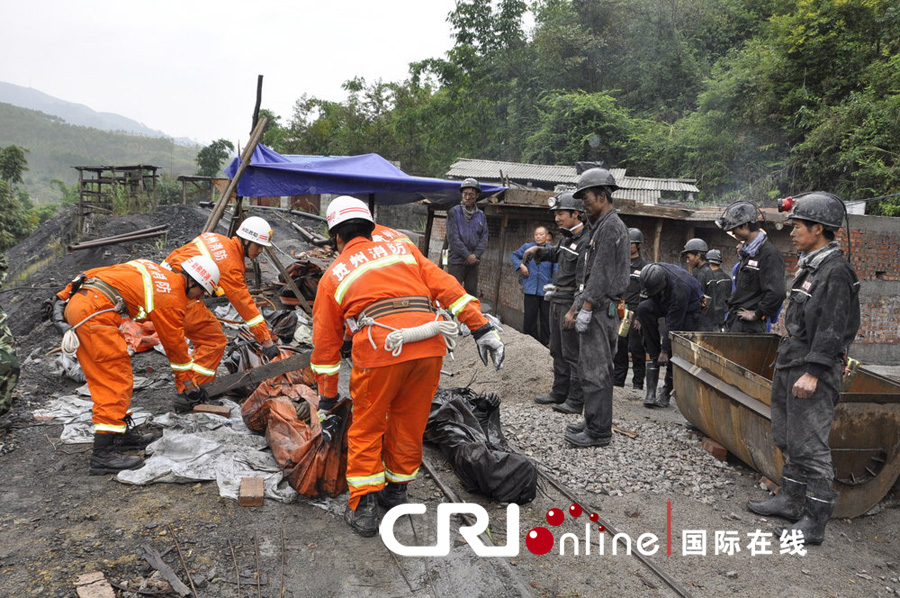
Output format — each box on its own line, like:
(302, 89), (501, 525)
(575, 308), (593, 334)
(473, 325), (505, 370)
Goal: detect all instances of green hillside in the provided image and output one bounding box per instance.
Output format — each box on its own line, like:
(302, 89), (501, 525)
(0, 102), (199, 203)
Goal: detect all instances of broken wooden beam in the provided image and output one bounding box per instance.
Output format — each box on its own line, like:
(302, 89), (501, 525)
(141, 545), (192, 597)
(203, 352), (312, 399)
(192, 404), (232, 417)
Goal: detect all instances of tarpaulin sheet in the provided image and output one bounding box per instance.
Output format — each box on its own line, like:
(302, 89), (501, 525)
(224, 144), (506, 206)
(425, 387), (537, 504)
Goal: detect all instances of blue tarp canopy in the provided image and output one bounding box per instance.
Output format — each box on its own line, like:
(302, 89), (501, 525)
(224, 145), (505, 206)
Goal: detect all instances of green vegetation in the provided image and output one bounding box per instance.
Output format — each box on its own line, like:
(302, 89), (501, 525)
(195, 139), (235, 177)
(0, 102), (198, 204)
(266, 0), (900, 211)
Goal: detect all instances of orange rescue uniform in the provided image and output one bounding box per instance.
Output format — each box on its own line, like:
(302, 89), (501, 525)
(56, 260), (198, 433)
(164, 232), (272, 385)
(311, 232), (488, 509)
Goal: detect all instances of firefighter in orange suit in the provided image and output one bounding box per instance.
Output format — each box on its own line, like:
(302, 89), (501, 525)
(52, 257), (221, 475)
(163, 216), (280, 388)
(311, 196), (505, 537)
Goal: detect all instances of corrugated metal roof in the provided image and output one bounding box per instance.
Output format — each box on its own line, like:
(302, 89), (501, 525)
(446, 158), (698, 196)
(613, 188), (660, 204)
(447, 158), (625, 186)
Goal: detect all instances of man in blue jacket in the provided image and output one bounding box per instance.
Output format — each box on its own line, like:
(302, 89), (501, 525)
(510, 226), (555, 345)
(446, 178), (489, 296)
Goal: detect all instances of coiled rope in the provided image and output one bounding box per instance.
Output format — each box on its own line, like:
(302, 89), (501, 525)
(358, 311), (459, 357)
(60, 305), (124, 355)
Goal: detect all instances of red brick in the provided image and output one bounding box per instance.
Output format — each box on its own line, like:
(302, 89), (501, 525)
(193, 404), (232, 417)
(239, 477), (265, 507)
(700, 437), (728, 462)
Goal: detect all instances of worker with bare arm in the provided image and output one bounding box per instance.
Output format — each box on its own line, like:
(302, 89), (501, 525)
(636, 262), (704, 408)
(523, 192), (589, 414)
(311, 197), (505, 537)
(563, 168), (630, 448)
(716, 202), (785, 332)
(446, 178), (488, 296)
(163, 216), (280, 406)
(747, 192), (860, 546)
(51, 257), (220, 474)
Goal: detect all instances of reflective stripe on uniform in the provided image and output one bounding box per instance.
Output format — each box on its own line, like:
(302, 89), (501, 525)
(449, 294), (476, 316)
(192, 237), (215, 261)
(126, 260), (156, 319)
(170, 362), (193, 371)
(245, 314), (265, 327)
(94, 423), (127, 433)
(311, 362), (341, 375)
(192, 363), (216, 377)
(334, 254), (418, 305)
(347, 472), (385, 488)
(385, 466), (418, 483)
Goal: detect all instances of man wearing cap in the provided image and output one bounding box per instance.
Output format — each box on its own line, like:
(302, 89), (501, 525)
(716, 202), (785, 332)
(682, 238), (716, 331)
(746, 192), (859, 546)
(563, 169), (629, 447)
(523, 193), (589, 414)
(636, 262), (704, 408)
(446, 178), (489, 296)
(614, 228), (649, 389)
(705, 249), (732, 331)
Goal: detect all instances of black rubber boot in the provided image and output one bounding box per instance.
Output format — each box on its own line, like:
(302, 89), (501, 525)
(564, 429), (611, 448)
(643, 364), (660, 408)
(552, 399), (583, 415)
(655, 384), (672, 408)
(566, 420), (586, 434)
(378, 482), (408, 510)
(89, 433), (144, 475)
(345, 493), (379, 538)
(747, 474), (806, 521)
(534, 393), (566, 405)
(776, 479), (837, 546)
(118, 416), (159, 450)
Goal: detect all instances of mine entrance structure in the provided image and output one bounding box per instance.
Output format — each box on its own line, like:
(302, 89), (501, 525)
(73, 164), (159, 234)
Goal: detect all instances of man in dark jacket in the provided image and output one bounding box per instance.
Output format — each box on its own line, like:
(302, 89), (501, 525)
(636, 262), (704, 408)
(510, 226), (555, 345)
(563, 169), (629, 448)
(614, 228), (649, 389)
(705, 249), (732, 331)
(715, 202), (785, 332)
(682, 238), (716, 331)
(747, 192), (859, 546)
(446, 178), (489, 296)
(524, 193), (589, 414)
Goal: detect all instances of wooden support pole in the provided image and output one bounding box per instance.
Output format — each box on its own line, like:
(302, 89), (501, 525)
(423, 204), (435, 262)
(492, 213), (509, 315)
(653, 218), (663, 262)
(202, 117), (268, 233)
(265, 246), (313, 316)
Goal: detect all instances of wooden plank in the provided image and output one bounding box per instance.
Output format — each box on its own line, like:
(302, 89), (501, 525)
(239, 477), (265, 506)
(192, 404), (232, 417)
(142, 545), (192, 597)
(203, 352), (311, 399)
(265, 246), (313, 316)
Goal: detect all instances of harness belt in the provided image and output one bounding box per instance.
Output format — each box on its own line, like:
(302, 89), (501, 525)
(359, 295), (435, 320)
(81, 278), (128, 314)
(355, 295), (458, 357)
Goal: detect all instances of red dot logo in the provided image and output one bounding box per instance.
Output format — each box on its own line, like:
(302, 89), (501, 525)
(525, 527), (555, 555)
(546, 508), (564, 526)
(598, 525), (606, 532)
(568, 504), (583, 517)
(589, 512), (599, 522)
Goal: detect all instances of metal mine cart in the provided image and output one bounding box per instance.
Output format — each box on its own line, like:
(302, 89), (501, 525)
(670, 331), (900, 518)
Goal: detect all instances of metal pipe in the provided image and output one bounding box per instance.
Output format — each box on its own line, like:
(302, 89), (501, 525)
(67, 229), (169, 251)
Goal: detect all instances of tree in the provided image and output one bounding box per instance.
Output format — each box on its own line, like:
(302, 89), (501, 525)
(195, 139), (235, 177)
(0, 145), (29, 185)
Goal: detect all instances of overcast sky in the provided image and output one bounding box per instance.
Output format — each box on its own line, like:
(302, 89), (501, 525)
(3, 0), (460, 148)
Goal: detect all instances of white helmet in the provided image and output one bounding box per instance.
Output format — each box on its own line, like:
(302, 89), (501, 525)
(182, 255), (221, 295)
(326, 196), (373, 232)
(236, 216), (273, 246)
